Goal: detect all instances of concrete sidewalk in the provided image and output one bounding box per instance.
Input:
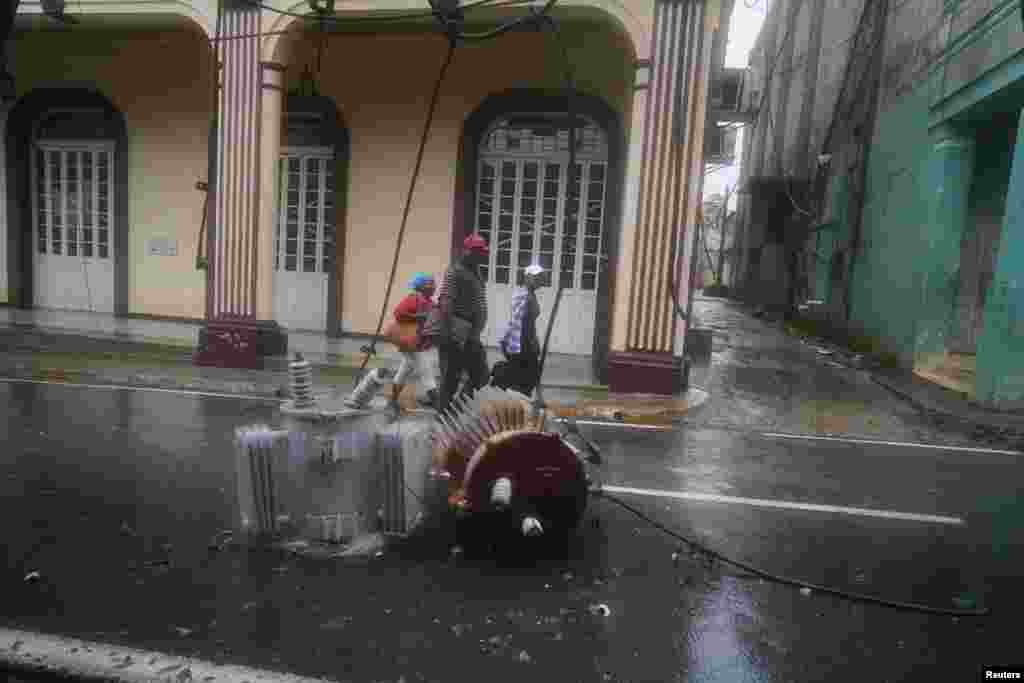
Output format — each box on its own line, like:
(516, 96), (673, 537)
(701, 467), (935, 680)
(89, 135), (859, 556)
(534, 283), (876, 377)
(697, 295), (1024, 441)
(0, 307), (601, 389)
(0, 312), (708, 424)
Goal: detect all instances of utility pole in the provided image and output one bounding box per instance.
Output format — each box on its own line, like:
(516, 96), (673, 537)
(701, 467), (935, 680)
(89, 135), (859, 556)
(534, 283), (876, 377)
(715, 185), (732, 286)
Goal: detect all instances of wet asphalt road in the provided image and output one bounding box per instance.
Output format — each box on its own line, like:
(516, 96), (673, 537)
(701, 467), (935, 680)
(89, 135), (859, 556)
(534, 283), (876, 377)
(2, 380), (1022, 682)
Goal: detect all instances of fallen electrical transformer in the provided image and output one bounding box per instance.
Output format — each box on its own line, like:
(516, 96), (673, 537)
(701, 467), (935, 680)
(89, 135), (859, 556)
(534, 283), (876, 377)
(430, 386), (601, 545)
(233, 382), (601, 556)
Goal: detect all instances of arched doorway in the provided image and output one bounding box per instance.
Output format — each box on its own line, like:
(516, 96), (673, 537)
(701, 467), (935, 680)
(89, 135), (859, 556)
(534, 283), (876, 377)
(459, 91), (624, 364)
(273, 95), (349, 335)
(6, 90), (128, 313)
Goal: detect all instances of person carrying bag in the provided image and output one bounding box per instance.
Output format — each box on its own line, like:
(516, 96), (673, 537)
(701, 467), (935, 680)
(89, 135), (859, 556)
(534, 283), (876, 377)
(495, 263), (544, 396)
(383, 273), (439, 412)
(435, 234), (490, 414)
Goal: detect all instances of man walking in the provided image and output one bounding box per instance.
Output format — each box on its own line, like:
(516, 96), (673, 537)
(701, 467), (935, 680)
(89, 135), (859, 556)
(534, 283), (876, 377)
(434, 233), (490, 414)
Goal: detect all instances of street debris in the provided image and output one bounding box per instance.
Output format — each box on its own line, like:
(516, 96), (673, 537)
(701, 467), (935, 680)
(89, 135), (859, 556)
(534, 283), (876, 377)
(953, 595), (977, 610)
(518, 650), (532, 663)
(562, 571), (573, 581)
(451, 545), (464, 556)
(23, 571), (41, 583)
(208, 530), (235, 552)
(120, 522), (135, 536)
(174, 627), (193, 637)
(589, 603), (611, 617)
(799, 587), (812, 596)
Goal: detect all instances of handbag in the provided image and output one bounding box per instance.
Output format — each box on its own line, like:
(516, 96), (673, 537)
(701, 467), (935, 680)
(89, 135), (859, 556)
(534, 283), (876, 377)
(383, 318), (419, 352)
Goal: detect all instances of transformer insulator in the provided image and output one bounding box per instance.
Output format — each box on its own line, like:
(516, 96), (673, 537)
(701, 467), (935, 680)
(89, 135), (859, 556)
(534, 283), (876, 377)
(345, 367), (394, 409)
(289, 353), (314, 408)
(491, 477), (513, 507)
(521, 516), (544, 537)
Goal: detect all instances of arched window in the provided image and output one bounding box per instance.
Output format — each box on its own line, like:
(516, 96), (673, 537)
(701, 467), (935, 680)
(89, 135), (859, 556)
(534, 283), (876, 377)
(273, 96), (344, 333)
(31, 108), (119, 312)
(476, 114), (609, 292)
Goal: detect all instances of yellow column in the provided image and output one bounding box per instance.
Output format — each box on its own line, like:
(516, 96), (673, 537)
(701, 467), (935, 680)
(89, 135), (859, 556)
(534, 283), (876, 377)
(611, 59), (651, 352)
(609, 0), (714, 394)
(256, 62), (284, 322)
(674, 0), (717, 356)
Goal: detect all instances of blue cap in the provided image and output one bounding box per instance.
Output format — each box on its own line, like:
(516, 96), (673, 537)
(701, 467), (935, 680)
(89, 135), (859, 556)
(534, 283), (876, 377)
(409, 273), (435, 291)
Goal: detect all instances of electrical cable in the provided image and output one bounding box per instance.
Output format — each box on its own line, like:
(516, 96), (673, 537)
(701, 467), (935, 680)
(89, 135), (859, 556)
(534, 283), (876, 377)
(351, 39), (456, 389)
(338, 0), (560, 395)
(249, 0), (520, 26)
(455, 0), (557, 40)
(532, 9), (575, 405)
(597, 490), (990, 618)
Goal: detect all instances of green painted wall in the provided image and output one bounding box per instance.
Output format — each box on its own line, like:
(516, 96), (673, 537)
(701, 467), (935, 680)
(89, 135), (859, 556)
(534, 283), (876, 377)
(847, 85), (934, 359)
(976, 108), (1024, 405)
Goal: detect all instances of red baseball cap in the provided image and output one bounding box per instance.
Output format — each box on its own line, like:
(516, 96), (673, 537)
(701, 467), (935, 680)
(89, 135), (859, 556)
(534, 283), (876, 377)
(463, 233), (489, 254)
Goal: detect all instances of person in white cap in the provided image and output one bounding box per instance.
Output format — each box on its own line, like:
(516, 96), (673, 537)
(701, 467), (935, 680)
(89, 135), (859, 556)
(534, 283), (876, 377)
(496, 262), (545, 396)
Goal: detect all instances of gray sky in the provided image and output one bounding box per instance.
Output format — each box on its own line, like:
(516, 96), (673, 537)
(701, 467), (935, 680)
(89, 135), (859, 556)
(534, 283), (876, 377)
(703, 0), (767, 206)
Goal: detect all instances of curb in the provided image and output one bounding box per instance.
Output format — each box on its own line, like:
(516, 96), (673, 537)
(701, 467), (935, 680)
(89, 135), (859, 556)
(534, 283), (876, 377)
(544, 387), (710, 425)
(0, 373), (709, 425)
(869, 372), (1024, 437)
(1, 628), (335, 683)
(775, 323), (1024, 438)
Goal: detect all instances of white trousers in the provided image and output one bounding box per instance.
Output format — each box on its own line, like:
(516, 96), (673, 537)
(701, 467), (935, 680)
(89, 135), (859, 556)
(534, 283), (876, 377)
(394, 350), (438, 391)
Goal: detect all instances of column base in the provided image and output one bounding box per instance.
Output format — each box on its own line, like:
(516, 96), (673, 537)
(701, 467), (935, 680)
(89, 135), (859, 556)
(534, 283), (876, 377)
(607, 351), (683, 396)
(194, 319), (288, 369)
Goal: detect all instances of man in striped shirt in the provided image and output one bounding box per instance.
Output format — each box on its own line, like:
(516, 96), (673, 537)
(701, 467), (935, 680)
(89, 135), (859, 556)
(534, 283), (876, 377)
(433, 233), (490, 414)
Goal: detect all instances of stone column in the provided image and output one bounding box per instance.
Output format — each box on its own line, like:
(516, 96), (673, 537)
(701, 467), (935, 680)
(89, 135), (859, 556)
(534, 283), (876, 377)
(913, 124), (974, 376)
(195, 2), (286, 368)
(976, 108), (1024, 408)
(608, 0), (710, 395)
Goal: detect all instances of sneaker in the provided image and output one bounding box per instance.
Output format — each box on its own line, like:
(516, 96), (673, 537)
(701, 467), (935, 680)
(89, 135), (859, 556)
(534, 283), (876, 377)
(419, 388), (439, 410)
(387, 396), (401, 414)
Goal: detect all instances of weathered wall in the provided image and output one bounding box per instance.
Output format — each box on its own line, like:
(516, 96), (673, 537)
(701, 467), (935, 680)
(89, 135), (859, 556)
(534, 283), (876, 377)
(284, 24), (632, 334)
(951, 118), (1014, 352)
(8, 26), (212, 317)
(937, 0), (1024, 109)
(849, 87), (932, 359)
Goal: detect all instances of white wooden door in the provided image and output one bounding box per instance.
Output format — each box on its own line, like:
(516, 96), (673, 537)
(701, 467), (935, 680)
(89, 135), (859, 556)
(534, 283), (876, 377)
(273, 148), (335, 332)
(476, 117), (609, 355)
(32, 142), (116, 313)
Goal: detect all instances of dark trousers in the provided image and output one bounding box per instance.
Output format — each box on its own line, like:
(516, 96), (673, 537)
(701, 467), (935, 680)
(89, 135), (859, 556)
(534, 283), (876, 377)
(498, 351), (540, 397)
(438, 338), (489, 415)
